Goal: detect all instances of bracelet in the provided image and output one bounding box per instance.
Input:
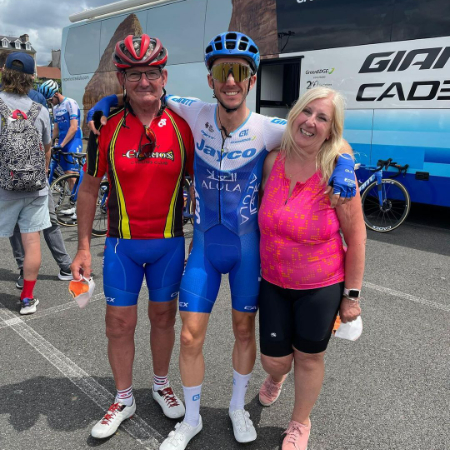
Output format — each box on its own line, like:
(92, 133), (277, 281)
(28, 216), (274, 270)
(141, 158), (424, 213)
(343, 294), (361, 302)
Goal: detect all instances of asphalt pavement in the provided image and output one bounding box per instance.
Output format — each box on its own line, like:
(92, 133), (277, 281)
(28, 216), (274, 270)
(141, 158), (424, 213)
(0, 204), (448, 450)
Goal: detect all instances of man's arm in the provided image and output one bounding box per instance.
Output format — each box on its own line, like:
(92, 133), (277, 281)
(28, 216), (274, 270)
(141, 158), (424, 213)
(41, 108), (52, 171)
(325, 140), (356, 207)
(59, 118), (79, 148)
(340, 139), (353, 156)
(87, 95), (122, 135)
(52, 122), (59, 144)
(87, 93), (204, 134)
(44, 143), (51, 172)
(71, 174), (102, 279)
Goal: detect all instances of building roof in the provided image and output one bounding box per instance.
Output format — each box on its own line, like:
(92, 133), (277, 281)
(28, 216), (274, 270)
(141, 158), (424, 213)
(36, 66), (61, 79)
(0, 35), (36, 53)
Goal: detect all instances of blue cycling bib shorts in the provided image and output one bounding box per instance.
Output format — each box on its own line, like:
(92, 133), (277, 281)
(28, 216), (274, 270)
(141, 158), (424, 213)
(103, 237), (185, 306)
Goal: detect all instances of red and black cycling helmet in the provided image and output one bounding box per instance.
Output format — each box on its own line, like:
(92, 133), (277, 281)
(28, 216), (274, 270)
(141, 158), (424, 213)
(113, 34), (168, 69)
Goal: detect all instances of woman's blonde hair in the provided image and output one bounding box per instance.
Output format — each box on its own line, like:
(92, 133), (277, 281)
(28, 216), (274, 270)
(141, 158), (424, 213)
(281, 86), (348, 183)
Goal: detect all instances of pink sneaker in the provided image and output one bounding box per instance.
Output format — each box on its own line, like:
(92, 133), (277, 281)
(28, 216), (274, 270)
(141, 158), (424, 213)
(281, 420), (311, 450)
(259, 375), (284, 406)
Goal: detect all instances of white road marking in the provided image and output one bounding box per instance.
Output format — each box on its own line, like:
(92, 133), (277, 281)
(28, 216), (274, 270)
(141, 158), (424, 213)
(363, 281), (450, 312)
(0, 293), (104, 331)
(0, 279), (149, 330)
(0, 276), (446, 448)
(0, 303), (163, 449)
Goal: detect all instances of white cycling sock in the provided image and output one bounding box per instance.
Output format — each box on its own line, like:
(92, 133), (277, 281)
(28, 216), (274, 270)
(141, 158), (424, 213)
(229, 369), (251, 412)
(183, 384), (202, 427)
(115, 386), (133, 406)
(153, 373), (169, 392)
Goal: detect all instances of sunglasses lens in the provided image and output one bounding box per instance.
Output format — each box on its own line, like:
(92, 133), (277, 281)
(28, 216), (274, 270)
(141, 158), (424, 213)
(138, 127), (156, 160)
(210, 63), (251, 82)
(146, 127), (156, 141)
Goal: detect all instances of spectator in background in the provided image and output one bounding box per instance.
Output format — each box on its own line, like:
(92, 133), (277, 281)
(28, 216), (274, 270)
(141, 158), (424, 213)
(40, 80), (83, 220)
(8, 81), (73, 289)
(0, 52), (52, 314)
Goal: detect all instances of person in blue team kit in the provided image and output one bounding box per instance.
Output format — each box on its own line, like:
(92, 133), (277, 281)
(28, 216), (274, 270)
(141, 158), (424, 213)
(88, 31), (356, 450)
(40, 80), (83, 220)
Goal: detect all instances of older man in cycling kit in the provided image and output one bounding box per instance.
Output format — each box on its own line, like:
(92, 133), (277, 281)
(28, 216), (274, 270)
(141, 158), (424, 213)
(88, 31), (356, 450)
(72, 34), (194, 440)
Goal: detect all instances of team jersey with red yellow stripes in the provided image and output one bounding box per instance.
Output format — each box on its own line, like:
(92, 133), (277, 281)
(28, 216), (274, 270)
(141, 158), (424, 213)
(85, 106), (194, 240)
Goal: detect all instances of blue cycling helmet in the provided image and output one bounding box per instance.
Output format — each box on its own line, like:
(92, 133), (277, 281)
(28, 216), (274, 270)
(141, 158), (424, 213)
(205, 32), (260, 73)
(38, 79), (59, 100)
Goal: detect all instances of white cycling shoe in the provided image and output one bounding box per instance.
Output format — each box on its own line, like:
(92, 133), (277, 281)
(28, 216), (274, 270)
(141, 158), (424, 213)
(229, 408), (257, 443)
(60, 207), (76, 215)
(152, 385), (185, 419)
(91, 399), (136, 439)
(160, 416), (203, 450)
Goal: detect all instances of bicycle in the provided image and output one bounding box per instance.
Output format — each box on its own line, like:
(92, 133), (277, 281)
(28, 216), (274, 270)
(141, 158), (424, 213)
(356, 158), (411, 232)
(49, 148), (86, 227)
(89, 175), (192, 237)
(92, 179), (109, 237)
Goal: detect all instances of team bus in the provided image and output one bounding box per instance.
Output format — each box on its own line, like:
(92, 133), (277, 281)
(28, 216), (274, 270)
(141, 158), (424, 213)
(62, 0), (450, 207)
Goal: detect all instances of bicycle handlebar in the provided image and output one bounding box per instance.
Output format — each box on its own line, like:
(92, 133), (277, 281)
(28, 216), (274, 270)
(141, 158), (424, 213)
(375, 158), (409, 176)
(51, 147), (86, 164)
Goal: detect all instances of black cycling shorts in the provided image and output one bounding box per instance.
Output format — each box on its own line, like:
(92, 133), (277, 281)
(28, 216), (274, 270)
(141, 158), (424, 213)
(259, 278), (344, 356)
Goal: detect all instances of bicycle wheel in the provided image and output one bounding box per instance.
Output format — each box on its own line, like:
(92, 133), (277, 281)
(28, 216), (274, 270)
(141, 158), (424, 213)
(92, 180), (109, 237)
(361, 178), (411, 232)
(50, 173), (80, 227)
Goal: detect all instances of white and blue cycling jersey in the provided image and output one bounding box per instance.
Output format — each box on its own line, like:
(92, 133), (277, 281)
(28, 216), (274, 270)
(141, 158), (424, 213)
(52, 97), (83, 170)
(167, 95), (285, 237)
(53, 97), (83, 144)
(167, 95), (285, 313)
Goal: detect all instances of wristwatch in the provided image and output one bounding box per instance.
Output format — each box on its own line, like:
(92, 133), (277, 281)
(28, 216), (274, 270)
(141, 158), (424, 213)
(343, 287), (361, 301)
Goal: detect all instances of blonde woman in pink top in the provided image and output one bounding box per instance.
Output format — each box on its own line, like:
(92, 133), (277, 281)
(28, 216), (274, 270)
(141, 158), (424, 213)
(257, 87), (366, 450)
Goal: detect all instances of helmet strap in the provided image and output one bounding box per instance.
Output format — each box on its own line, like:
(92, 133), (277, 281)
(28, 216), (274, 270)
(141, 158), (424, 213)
(157, 87), (167, 117)
(121, 87), (130, 129)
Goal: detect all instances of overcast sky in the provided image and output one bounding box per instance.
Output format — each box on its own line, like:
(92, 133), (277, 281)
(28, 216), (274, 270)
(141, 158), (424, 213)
(0, 0), (114, 65)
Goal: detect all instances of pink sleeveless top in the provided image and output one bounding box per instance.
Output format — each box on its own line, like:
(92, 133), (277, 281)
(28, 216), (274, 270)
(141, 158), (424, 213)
(259, 154), (345, 290)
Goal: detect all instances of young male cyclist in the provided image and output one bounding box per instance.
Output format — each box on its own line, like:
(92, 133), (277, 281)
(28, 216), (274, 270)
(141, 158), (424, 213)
(39, 80), (83, 219)
(88, 31), (356, 450)
(71, 34), (194, 440)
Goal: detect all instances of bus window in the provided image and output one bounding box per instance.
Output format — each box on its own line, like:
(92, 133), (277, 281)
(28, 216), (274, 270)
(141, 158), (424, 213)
(99, 11), (148, 63)
(65, 23), (101, 75)
(257, 60), (300, 118)
(204, 0), (233, 44)
(276, 0), (393, 53)
(145, 0), (206, 65)
(392, 0), (450, 41)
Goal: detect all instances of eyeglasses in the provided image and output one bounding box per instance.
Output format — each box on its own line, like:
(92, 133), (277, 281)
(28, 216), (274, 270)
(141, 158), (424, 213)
(137, 126), (157, 161)
(210, 62), (253, 83)
(125, 69), (162, 82)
